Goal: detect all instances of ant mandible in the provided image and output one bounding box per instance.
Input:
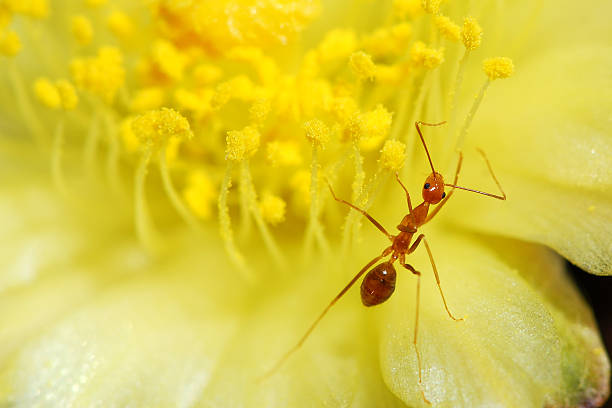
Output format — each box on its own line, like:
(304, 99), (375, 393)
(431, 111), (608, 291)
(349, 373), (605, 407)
(260, 121), (506, 404)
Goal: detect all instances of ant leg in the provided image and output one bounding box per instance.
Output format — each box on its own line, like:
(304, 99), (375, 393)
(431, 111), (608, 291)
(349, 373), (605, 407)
(407, 235), (463, 321)
(258, 247), (392, 381)
(443, 150), (507, 200)
(398, 253), (431, 405)
(476, 148), (507, 200)
(424, 152), (463, 224)
(394, 172), (414, 214)
(327, 182), (393, 241)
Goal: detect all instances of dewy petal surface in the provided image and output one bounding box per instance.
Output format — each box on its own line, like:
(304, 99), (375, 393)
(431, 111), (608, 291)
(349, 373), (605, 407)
(378, 226), (609, 408)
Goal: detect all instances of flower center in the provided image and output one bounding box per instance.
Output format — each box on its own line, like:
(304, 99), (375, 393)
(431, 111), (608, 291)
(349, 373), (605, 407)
(2, 0), (513, 279)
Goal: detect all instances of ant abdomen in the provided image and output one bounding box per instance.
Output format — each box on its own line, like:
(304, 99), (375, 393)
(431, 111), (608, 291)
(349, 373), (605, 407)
(360, 262), (397, 306)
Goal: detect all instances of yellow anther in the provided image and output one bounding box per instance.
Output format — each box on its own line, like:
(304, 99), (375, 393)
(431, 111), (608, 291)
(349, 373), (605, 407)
(421, 0), (442, 14)
(85, 0), (107, 8)
(70, 46), (125, 103)
(317, 29), (357, 62)
(410, 41), (444, 69)
(33, 78), (60, 109)
(0, 29), (20, 56)
(462, 16), (483, 51)
(132, 108), (193, 151)
(361, 23), (412, 58)
(55, 80), (79, 110)
(331, 96), (359, 125)
(359, 104), (393, 151)
(349, 51), (377, 81)
(211, 81), (232, 109)
(0, 7), (11, 29)
(151, 39), (187, 81)
(192, 63), (223, 86)
(182, 170), (216, 220)
(379, 139), (406, 171)
(225, 126), (261, 161)
(303, 119), (330, 149)
(393, 0), (423, 20)
(107, 10), (133, 39)
(342, 114), (363, 143)
(435, 15), (461, 42)
(71, 15), (93, 46)
(249, 98), (271, 126)
(259, 193), (287, 226)
(129, 87), (165, 112)
(483, 57), (515, 80)
(120, 117), (139, 153)
(266, 140), (303, 167)
(7, 0), (48, 18)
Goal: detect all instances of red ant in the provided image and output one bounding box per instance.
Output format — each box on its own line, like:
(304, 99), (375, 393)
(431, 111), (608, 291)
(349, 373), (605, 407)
(260, 121), (506, 403)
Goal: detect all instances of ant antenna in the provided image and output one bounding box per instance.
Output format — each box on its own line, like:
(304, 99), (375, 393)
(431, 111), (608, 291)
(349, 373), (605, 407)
(444, 148), (507, 200)
(415, 121), (446, 178)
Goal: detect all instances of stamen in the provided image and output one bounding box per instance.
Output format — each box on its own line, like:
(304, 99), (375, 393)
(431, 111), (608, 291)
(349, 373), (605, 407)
(226, 126), (260, 239)
(238, 168), (253, 240)
(444, 18), (483, 162)
(107, 10), (134, 40)
(483, 57), (515, 80)
(339, 141), (366, 252)
(33, 77), (60, 109)
(158, 147), (203, 234)
(71, 15), (93, 46)
(104, 110), (123, 197)
(51, 115), (68, 196)
(134, 150), (158, 253)
(0, 30), (21, 56)
(83, 110), (101, 179)
(421, 0), (442, 15)
(303, 119), (331, 258)
(379, 139), (407, 172)
(49, 81), (79, 197)
(307, 145), (330, 256)
(8, 61), (47, 148)
(240, 161), (286, 269)
(218, 162), (253, 280)
(349, 51), (377, 81)
(435, 15), (461, 42)
(259, 193), (287, 226)
(461, 16), (483, 51)
(456, 57), (514, 151)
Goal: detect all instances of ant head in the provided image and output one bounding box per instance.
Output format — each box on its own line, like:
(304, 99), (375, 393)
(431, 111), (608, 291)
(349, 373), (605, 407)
(422, 172), (446, 204)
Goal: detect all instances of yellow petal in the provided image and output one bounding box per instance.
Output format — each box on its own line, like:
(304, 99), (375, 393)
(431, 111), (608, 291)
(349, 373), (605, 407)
(377, 226), (608, 406)
(452, 46), (612, 275)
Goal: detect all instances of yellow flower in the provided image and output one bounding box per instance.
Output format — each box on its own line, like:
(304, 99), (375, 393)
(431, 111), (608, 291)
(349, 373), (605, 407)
(0, 0), (610, 407)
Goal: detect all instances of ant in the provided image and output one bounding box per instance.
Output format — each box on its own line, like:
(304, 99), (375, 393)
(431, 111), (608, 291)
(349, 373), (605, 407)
(260, 121), (506, 404)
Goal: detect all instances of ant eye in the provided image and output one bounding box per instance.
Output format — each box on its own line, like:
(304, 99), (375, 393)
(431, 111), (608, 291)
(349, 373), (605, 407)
(442, 192), (446, 198)
(424, 183), (430, 189)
